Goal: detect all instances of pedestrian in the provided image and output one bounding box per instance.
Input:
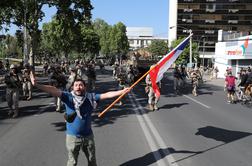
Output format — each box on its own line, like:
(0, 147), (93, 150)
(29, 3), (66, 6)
(86, 63), (96, 91)
(50, 65), (67, 112)
(22, 63), (32, 100)
(30, 71), (129, 166)
(66, 67), (77, 92)
(190, 68), (201, 96)
(145, 65), (160, 111)
(4, 64), (23, 118)
(225, 71), (237, 103)
(173, 66), (182, 94)
(213, 66), (219, 79)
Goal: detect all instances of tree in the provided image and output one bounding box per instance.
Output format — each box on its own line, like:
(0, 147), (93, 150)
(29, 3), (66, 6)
(171, 37), (198, 65)
(148, 40), (168, 59)
(93, 18), (112, 57)
(1, 34), (22, 59)
(0, 0), (94, 64)
(109, 22), (129, 60)
(79, 24), (100, 61)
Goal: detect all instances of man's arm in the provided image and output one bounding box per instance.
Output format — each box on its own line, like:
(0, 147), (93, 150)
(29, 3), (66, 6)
(100, 88), (130, 100)
(30, 71), (62, 97)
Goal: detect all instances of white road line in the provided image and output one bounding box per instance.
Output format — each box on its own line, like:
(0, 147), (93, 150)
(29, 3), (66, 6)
(183, 95), (211, 109)
(129, 92), (179, 166)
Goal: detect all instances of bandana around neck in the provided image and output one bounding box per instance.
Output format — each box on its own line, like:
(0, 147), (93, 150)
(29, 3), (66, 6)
(71, 91), (86, 119)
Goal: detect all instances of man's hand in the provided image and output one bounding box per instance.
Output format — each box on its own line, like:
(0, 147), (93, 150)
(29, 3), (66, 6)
(122, 87), (131, 94)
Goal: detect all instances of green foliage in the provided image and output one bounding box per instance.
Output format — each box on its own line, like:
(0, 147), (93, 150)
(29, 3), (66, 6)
(170, 37), (198, 65)
(109, 22), (129, 57)
(148, 40), (168, 59)
(80, 25), (100, 60)
(93, 18), (112, 57)
(0, 34), (22, 59)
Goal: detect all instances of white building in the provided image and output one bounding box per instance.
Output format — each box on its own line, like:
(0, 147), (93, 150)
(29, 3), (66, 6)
(214, 35), (252, 78)
(126, 27), (168, 50)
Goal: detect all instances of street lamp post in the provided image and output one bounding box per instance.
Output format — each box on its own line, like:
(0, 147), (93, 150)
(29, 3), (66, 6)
(169, 26), (192, 68)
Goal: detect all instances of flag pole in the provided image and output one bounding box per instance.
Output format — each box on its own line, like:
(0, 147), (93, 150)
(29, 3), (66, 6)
(98, 67), (155, 118)
(98, 34), (193, 118)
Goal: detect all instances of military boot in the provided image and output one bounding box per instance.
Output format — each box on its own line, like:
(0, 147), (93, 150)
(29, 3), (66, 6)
(148, 104), (154, 111)
(153, 104), (158, 111)
(8, 110), (13, 116)
(12, 109), (19, 118)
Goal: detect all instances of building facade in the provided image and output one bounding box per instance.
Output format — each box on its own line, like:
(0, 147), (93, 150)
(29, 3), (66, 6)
(214, 34), (252, 78)
(127, 27), (168, 50)
(168, 0), (252, 66)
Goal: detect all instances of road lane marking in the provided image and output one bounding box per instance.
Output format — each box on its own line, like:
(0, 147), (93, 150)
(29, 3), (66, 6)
(129, 92), (179, 166)
(183, 95), (211, 109)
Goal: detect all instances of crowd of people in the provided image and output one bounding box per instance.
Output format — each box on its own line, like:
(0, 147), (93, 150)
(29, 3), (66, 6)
(0, 59), (100, 118)
(1, 57), (252, 165)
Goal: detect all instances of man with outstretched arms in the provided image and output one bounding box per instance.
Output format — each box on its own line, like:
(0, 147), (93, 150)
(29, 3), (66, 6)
(30, 71), (129, 166)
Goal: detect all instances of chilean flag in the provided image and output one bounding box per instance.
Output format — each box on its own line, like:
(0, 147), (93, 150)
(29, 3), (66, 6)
(149, 35), (192, 97)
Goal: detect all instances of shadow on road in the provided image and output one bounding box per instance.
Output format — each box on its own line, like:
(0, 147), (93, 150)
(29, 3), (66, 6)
(0, 104), (55, 120)
(51, 121), (66, 131)
(120, 147), (201, 166)
(159, 103), (189, 110)
(172, 126), (252, 164)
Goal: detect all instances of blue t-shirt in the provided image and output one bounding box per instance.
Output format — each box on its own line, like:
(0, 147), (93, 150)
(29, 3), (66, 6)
(61, 91), (100, 137)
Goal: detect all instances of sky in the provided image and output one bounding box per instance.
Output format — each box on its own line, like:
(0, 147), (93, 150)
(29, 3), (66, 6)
(2, 0), (169, 38)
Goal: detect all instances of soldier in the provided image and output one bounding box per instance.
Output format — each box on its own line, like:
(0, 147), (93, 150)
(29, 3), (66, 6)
(22, 63), (32, 100)
(145, 66), (160, 111)
(173, 66), (182, 94)
(190, 68), (201, 96)
(4, 64), (23, 118)
(86, 63), (96, 91)
(66, 67), (77, 92)
(43, 62), (49, 76)
(50, 65), (67, 112)
(113, 62), (119, 79)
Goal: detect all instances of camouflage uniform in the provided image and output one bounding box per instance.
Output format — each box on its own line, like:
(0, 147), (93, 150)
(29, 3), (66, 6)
(145, 73), (160, 111)
(5, 64), (23, 118)
(190, 69), (201, 96)
(86, 64), (96, 91)
(22, 64), (32, 100)
(50, 66), (67, 112)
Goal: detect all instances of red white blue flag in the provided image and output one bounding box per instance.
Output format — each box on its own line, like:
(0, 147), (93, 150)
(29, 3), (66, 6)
(149, 34), (192, 97)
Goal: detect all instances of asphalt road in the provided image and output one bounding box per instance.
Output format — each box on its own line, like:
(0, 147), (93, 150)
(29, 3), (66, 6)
(0, 67), (252, 166)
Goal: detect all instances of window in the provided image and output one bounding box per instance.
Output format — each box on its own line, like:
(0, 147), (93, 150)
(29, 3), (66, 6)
(205, 19), (215, 23)
(206, 4), (216, 12)
(205, 30), (215, 34)
(228, 9), (239, 13)
(184, 8), (193, 12)
(228, 20), (238, 24)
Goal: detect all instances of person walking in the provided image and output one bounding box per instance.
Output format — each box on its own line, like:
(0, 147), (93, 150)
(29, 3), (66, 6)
(225, 71), (237, 103)
(30, 71), (129, 166)
(22, 63), (32, 100)
(4, 64), (23, 118)
(86, 62), (96, 91)
(145, 66), (161, 111)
